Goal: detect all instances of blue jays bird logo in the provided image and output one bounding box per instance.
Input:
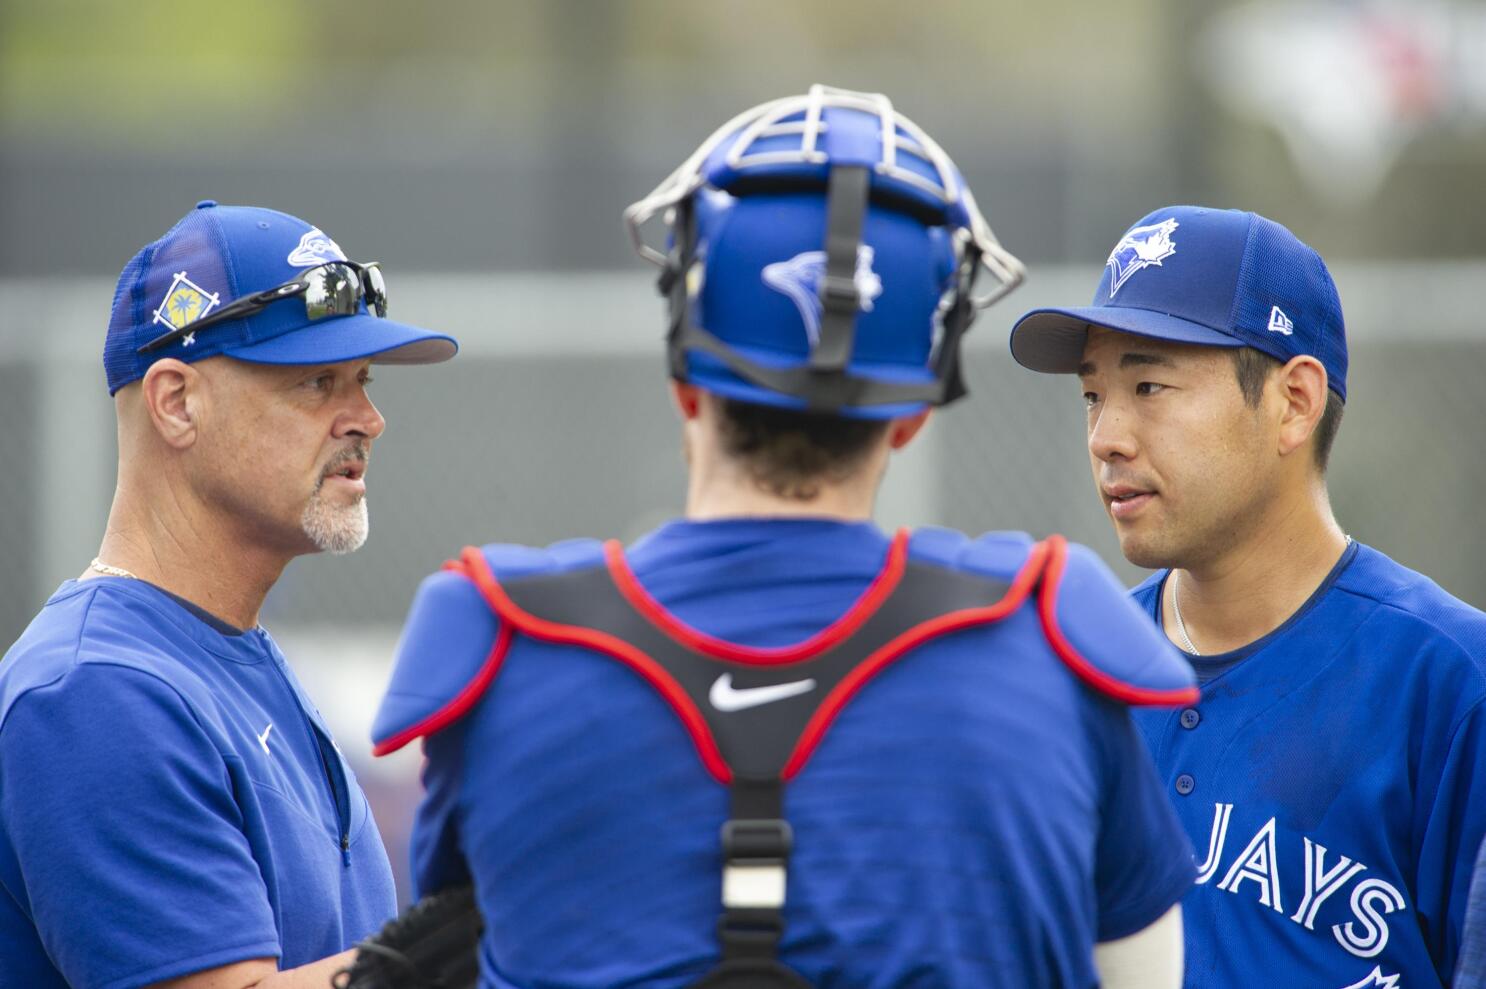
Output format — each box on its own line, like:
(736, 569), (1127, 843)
(1337, 967), (1400, 989)
(762, 246), (883, 346)
(152, 271), (221, 343)
(287, 227), (348, 267)
(1106, 218), (1179, 296)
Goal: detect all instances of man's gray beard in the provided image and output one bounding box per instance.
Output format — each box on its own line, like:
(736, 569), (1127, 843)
(300, 487), (369, 555)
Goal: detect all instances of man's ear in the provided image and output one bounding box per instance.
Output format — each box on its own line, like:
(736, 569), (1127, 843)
(1274, 355), (1328, 460)
(889, 408), (932, 450)
(140, 360), (201, 450)
(669, 379), (703, 421)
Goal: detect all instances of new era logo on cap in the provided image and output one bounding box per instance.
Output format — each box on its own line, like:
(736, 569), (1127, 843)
(1267, 305), (1295, 335)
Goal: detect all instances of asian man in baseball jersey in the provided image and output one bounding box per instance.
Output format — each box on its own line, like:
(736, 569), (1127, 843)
(371, 87), (1198, 989)
(1010, 205), (1486, 987)
(0, 202), (456, 989)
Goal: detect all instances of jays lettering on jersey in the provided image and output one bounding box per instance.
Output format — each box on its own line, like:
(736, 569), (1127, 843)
(374, 520), (1197, 988)
(0, 578), (396, 989)
(1130, 542), (1486, 988)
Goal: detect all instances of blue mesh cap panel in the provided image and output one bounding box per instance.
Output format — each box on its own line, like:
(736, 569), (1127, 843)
(1231, 214), (1348, 399)
(103, 248), (154, 393)
(137, 209), (237, 340)
(102, 208), (239, 394)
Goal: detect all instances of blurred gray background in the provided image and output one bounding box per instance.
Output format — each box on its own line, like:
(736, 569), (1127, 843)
(4, 0), (1484, 900)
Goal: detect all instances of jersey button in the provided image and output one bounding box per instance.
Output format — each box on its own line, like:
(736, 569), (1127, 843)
(1175, 774), (1196, 796)
(1180, 708), (1201, 729)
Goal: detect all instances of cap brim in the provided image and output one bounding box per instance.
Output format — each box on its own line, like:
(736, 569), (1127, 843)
(223, 314), (458, 367)
(1010, 306), (1242, 374)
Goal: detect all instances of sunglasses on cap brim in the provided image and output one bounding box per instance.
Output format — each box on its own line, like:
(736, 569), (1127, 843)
(137, 261), (388, 355)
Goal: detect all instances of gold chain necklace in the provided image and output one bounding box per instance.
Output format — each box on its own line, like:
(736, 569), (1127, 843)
(1168, 536), (1352, 659)
(89, 558), (139, 580)
(1168, 570), (1201, 656)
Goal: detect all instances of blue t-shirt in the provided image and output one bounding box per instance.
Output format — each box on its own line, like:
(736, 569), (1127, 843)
(1131, 542), (1486, 988)
(378, 519), (1195, 989)
(0, 577), (397, 989)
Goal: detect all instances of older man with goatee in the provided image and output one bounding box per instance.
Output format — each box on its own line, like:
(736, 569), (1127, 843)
(0, 201), (456, 989)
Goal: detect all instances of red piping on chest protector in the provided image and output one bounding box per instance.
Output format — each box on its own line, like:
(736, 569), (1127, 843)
(1036, 535), (1201, 707)
(449, 539), (1050, 782)
(374, 535), (1194, 769)
(780, 538), (1050, 779)
(604, 529), (911, 665)
(422, 540), (1054, 781)
(454, 548), (735, 783)
(372, 621), (514, 757)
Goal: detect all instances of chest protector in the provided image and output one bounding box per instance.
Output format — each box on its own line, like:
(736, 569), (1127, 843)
(417, 530), (1190, 988)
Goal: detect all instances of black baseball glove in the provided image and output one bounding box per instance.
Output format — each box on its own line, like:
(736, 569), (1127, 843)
(332, 884), (483, 989)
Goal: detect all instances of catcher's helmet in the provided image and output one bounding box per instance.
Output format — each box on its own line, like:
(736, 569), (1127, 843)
(624, 84), (1025, 419)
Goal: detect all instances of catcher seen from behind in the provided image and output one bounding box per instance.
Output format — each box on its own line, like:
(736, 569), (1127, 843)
(357, 84), (1196, 988)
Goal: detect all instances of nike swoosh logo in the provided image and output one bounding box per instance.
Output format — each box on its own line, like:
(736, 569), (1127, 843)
(709, 673), (817, 712)
(257, 723), (274, 754)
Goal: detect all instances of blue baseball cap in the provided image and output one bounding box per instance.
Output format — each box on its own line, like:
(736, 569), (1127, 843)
(103, 201), (457, 394)
(1009, 205), (1347, 400)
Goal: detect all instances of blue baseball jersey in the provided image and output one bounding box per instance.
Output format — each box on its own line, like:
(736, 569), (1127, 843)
(375, 519), (1197, 988)
(1455, 835), (1486, 989)
(0, 577), (397, 989)
(1130, 541), (1486, 988)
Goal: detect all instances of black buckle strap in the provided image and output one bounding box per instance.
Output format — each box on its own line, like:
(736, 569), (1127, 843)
(810, 164), (870, 375)
(677, 322), (948, 408)
(818, 274), (860, 305)
(717, 907), (785, 959)
(931, 242), (982, 405)
(723, 818), (793, 862)
(663, 199), (698, 382)
(693, 777), (813, 987)
(721, 818), (793, 911)
(702, 906), (813, 987)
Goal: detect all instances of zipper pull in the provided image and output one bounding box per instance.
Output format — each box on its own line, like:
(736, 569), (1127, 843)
(341, 833), (351, 867)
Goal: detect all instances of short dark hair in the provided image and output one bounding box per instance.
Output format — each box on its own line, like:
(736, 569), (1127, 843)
(1230, 347), (1344, 472)
(716, 397), (891, 500)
